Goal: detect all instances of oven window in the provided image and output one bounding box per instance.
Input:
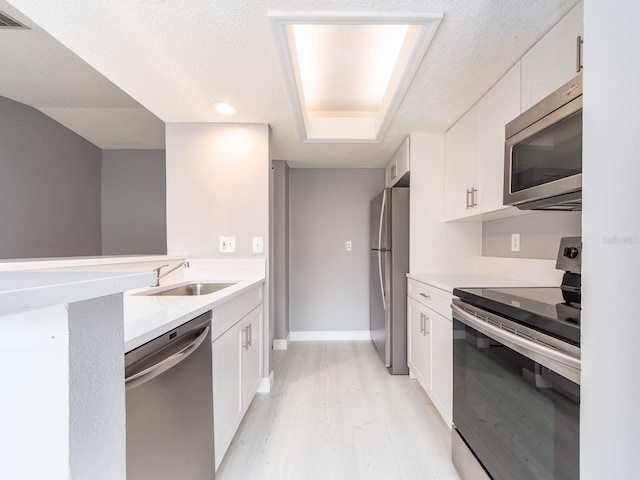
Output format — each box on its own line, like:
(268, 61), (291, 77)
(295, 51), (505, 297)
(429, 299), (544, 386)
(511, 110), (582, 193)
(453, 319), (579, 480)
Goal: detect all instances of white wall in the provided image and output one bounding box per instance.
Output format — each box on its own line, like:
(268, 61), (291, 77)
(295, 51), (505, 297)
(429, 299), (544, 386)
(289, 168), (384, 335)
(165, 122), (271, 375)
(409, 133), (482, 274)
(101, 149), (167, 255)
(581, 2), (640, 477)
(165, 123), (269, 258)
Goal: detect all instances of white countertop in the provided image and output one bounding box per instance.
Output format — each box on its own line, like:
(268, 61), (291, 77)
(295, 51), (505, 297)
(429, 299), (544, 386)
(407, 272), (550, 293)
(0, 254), (187, 272)
(124, 275), (264, 352)
(0, 270), (155, 316)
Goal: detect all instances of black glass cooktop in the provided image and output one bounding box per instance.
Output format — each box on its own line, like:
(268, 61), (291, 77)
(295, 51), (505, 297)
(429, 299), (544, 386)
(453, 287), (581, 346)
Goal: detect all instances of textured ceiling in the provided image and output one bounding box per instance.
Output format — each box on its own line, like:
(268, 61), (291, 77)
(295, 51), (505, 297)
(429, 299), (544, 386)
(0, 0), (165, 149)
(4, 0), (579, 166)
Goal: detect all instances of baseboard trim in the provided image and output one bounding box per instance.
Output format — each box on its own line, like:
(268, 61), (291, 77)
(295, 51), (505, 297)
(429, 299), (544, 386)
(257, 370), (274, 393)
(289, 330), (372, 341)
(273, 334), (289, 350)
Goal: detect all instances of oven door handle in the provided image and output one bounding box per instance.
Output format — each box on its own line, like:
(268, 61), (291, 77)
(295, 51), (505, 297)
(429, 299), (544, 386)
(451, 302), (581, 385)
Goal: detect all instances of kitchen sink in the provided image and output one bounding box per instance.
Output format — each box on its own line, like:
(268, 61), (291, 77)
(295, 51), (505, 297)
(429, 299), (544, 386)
(147, 282), (236, 296)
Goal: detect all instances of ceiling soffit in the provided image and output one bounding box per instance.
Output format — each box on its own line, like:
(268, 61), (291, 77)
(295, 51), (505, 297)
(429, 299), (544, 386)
(269, 12), (443, 143)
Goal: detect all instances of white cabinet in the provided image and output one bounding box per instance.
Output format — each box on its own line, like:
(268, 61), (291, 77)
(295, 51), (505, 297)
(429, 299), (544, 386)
(213, 320), (243, 469)
(407, 297), (430, 388)
(429, 309), (453, 426)
(407, 278), (453, 427)
(385, 136), (410, 187)
(444, 107), (478, 220)
(521, 1), (583, 111)
(240, 306), (263, 412)
(476, 63), (521, 215)
(211, 284), (264, 470)
(444, 63), (520, 221)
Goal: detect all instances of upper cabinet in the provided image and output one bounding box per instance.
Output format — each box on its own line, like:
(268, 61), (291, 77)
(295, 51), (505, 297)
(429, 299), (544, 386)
(385, 136), (410, 187)
(444, 64), (520, 221)
(521, 1), (584, 111)
(444, 1), (583, 221)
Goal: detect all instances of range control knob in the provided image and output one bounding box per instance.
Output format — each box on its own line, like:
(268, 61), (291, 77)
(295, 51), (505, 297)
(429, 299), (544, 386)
(564, 246), (580, 259)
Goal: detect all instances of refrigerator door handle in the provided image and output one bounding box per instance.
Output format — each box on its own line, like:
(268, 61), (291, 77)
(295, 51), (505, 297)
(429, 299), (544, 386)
(378, 189), (387, 250)
(378, 250), (386, 311)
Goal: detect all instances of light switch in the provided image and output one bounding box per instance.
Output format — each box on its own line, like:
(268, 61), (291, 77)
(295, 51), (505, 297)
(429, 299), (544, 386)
(252, 236), (263, 254)
(219, 236), (236, 253)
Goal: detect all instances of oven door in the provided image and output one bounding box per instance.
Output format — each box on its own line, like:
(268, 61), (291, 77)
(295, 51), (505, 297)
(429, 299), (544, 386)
(451, 301), (580, 480)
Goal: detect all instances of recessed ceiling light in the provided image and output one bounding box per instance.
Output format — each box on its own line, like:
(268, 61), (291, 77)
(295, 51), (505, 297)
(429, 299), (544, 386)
(269, 13), (443, 142)
(211, 102), (238, 116)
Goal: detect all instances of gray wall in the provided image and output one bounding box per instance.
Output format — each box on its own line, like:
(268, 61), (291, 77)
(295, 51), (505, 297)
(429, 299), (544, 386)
(0, 96), (102, 258)
(101, 150), (167, 255)
(289, 168), (385, 333)
(482, 211), (581, 259)
(272, 160), (289, 339)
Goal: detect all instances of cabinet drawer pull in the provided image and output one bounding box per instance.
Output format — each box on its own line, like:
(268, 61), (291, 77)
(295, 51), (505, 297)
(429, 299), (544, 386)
(247, 323), (252, 347)
(419, 293), (431, 300)
(576, 35), (583, 73)
(465, 188), (477, 209)
(242, 327), (249, 350)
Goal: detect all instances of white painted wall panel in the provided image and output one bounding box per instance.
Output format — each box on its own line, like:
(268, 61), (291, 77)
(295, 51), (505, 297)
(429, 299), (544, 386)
(581, 2), (640, 478)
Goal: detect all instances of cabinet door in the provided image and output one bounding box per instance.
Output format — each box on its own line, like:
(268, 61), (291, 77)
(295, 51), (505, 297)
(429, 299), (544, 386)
(213, 321), (242, 470)
(521, 1), (583, 110)
(241, 306), (263, 411)
(407, 297), (430, 392)
(429, 309), (453, 427)
(476, 63), (521, 215)
(386, 136), (410, 187)
(444, 107), (478, 220)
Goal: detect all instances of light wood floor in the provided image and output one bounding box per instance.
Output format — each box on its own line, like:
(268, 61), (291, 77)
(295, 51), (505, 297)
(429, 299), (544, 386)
(216, 341), (462, 480)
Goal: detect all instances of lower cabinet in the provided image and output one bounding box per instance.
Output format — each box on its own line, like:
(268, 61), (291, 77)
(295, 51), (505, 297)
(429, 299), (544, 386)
(211, 284), (264, 470)
(407, 279), (453, 427)
(408, 297), (430, 388)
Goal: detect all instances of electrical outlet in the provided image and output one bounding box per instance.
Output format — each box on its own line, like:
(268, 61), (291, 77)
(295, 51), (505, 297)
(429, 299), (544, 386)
(511, 233), (520, 252)
(252, 236), (263, 254)
(346, 240), (352, 252)
(219, 236), (236, 253)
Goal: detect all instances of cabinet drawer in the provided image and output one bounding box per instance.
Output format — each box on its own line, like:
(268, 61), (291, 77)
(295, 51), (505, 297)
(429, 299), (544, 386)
(407, 279), (453, 320)
(211, 284), (263, 341)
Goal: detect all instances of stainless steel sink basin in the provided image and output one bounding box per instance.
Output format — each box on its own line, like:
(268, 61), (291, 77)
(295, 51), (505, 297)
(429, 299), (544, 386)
(148, 282), (236, 296)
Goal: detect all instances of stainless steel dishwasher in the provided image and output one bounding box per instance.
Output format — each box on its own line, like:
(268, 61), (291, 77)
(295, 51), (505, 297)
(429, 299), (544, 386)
(125, 310), (215, 480)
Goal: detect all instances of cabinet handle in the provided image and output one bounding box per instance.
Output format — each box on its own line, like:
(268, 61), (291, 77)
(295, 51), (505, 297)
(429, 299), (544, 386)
(465, 188), (477, 209)
(242, 327), (249, 350)
(419, 313), (425, 333)
(423, 316), (430, 336)
(419, 292), (431, 300)
(391, 162), (397, 180)
(247, 323), (252, 347)
(576, 35), (583, 73)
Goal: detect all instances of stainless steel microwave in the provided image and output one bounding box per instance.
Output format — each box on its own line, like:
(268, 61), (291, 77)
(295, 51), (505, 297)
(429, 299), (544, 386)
(504, 74), (582, 210)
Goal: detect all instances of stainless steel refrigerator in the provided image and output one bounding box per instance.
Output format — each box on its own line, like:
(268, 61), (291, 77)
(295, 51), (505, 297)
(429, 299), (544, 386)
(370, 187), (409, 375)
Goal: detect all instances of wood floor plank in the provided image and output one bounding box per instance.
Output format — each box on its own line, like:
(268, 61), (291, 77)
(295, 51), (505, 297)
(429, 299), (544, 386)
(216, 341), (461, 480)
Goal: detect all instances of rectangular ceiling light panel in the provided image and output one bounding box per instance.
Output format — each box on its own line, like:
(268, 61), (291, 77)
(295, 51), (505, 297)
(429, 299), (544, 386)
(270, 13), (443, 142)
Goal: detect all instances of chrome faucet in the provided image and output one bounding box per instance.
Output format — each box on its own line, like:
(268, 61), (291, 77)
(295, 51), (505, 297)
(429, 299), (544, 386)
(152, 261), (190, 287)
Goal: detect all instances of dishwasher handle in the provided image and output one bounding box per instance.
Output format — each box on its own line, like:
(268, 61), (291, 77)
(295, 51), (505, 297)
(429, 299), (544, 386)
(125, 325), (210, 390)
